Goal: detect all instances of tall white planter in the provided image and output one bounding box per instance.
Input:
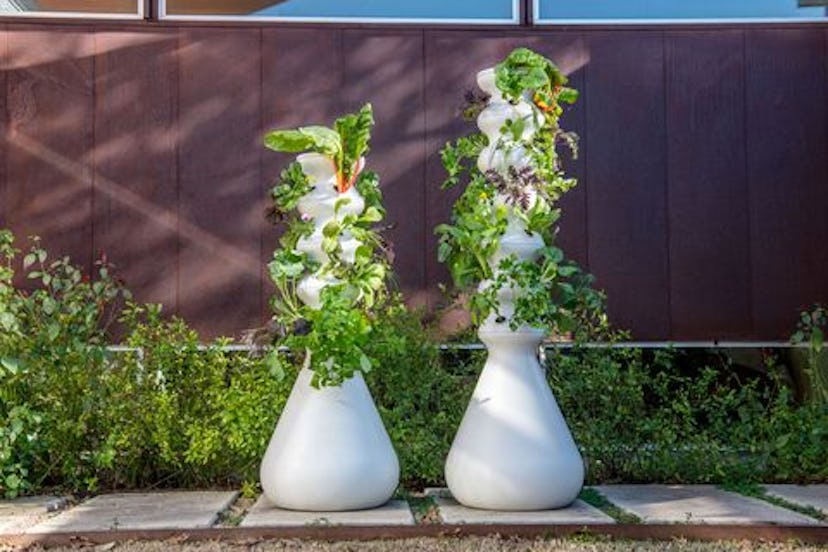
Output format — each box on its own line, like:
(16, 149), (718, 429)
(444, 68), (584, 511)
(260, 152), (400, 512)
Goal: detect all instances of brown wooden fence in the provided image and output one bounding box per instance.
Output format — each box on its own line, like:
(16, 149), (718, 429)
(1, 21), (826, 340)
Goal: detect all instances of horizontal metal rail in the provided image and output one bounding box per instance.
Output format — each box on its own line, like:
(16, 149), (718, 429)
(104, 341), (806, 354)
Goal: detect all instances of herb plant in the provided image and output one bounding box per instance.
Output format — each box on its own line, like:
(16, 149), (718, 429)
(437, 47), (601, 335)
(263, 104), (393, 387)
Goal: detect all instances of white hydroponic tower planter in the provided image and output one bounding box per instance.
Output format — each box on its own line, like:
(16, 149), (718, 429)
(260, 152), (400, 512)
(444, 68), (584, 511)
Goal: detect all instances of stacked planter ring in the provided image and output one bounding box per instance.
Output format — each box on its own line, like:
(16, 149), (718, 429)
(259, 152), (400, 512)
(444, 68), (585, 511)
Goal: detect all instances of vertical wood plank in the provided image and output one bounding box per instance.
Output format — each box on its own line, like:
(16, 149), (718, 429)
(585, 31), (671, 339)
(4, 26), (95, 275)
(532, 34), (590, 270)
(342, 30), (427, 302)
(177, 27), (262, 338)
(93, 29), (178, 310)
(0, 23), (7, 228)
(261, 28), (343, 322)
(665, 30), (751, 340)
(746, 28), (828, 338)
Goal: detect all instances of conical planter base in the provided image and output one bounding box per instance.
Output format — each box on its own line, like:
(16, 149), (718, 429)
(260, 367), (400, 511)
(445, 325), (584, 511)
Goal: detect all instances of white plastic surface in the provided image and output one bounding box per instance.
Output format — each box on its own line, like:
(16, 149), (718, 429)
(260, 152), (399, 511)
(444, 67), (584, 511)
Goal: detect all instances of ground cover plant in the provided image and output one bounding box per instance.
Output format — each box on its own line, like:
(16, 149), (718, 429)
(1, 228), (827, 498)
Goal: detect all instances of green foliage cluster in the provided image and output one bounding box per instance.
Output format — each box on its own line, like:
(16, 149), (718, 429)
(0, 230), (294, 496)
(436, 48), (601, 334)
(264, 103), (374, 194)
(264, 104), (393, 387)
(1, 227), (827, 494)
(362, 302), (471, 486)
(790, 304), (828, 405)
(550, 343), (828, 485)
(0, 231), (130, 497)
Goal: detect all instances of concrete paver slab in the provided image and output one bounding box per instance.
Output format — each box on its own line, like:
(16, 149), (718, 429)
(594, 485), (823, 525)
(0, 496), (64, 534)
(434, 497), (615, 525)
(26, 491), (238, 533)
(764, 485), (828, 516)
(240, 497), (414, 527)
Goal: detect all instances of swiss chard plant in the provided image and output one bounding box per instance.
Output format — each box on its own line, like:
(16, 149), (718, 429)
(263, 104), (394, 387)
(264, 104), (374, 194)
(436, 48), (603, 337)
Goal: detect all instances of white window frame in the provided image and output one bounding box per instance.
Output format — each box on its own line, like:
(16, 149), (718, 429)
(158, 0), (520, 24)
(532, 0), (827, 25)
(0, 1), (144, 19)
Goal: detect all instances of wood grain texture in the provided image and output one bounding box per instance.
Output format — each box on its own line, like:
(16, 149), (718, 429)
(746, 28), (828, 338)
(532, 34), (590, 270)
(92, 29), (178, 311)
(4, 25), (95, 276)
(0, 24), (7, 228)
(176, 27), (263, 337)
(342, 29), (427, 300)
(665, 30), (752, 339)
(585, 31), (671, 339)
(2, 22), (827, 340)
(261, 27), (343, 323)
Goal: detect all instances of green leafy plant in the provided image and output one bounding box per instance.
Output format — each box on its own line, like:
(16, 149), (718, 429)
(791, 304), (828, 405)
(3, 228), (827, 494)
(263, 104), (394, 387)
(362, 301), (470, 486)
(436, 48), (601, 334)
(0, 232), (130, 495)
(264, 103), (374, 194)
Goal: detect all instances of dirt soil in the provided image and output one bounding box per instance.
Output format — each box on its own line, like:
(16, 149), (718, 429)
(13, 537), (828, 552)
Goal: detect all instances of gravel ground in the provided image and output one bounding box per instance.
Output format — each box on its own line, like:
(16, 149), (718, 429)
(13, 537), (828, 552)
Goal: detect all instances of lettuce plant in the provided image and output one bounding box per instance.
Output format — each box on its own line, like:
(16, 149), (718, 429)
(436, 48), (602, 337)
(263, 104), (393, 387)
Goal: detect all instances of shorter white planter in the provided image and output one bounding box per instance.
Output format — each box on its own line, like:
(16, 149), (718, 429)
(260, 152), (399, 511)
(260, 367), (399, 511)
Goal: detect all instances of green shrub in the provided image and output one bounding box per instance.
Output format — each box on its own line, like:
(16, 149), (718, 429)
(0, 231), (128, 495)
(547, 346), (828, 484)
(2, 228), (828, 496)
(363, 302), (471, 487)
(790, 304), (828, 405)
(97, 303), (294, 489)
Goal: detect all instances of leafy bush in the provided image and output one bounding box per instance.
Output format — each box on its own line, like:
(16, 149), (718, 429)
(98, 303), (293, 489)
(548, 346), (828, 484)
(0, 231), (128, 496)
(2, 228), (828, 496)
(0, 230), (293, 495)
(790, 304), (828, 405)
(363, 302), (470, 487)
